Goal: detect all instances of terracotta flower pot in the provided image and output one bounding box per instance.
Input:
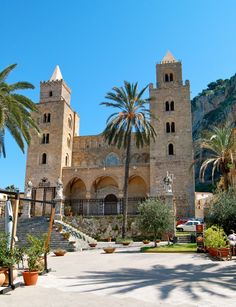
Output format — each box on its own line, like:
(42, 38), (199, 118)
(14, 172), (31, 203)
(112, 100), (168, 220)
(143, 240), (150, 244)
(103, 247), (116, 254)
(122, 242), (130, 246)
(208, 247), (218, 257)
(53, 250), (66, 256)
(2, 267), (18, 286)
(89, 243), (97, 248)
(22, 271), (39, 286)
(0, 270), (6, 287)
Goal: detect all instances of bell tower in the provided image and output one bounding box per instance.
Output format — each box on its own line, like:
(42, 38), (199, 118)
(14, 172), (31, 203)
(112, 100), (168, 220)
(149, 51), (195, 217)
(25, 66), (79, 213)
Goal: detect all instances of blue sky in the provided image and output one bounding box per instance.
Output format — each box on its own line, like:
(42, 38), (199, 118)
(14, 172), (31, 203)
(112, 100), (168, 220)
(1, 0), (236, 191)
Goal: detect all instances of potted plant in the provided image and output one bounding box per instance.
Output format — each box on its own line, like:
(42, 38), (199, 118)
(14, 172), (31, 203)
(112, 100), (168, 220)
(22, 234), (46, 286)
(143, 239), (150, 244)
(121, 238), (133, 246)
(89, 242), (97, 248)
(53, 248), (67, 256)
(103, 247), (116, 254)
(0, 232), (21, 286)
(204, 226), (228, 257)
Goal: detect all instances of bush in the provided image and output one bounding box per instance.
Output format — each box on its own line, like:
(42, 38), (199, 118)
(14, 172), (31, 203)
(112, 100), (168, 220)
(204, 225), (227, 248)
(206, 188), (236, 234)
(137, 198), (173, 247)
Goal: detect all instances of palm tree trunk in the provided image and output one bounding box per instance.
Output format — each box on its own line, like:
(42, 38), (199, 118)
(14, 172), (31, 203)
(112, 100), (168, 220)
(223, 171), (229, 191)
(122, 134), (131, 238)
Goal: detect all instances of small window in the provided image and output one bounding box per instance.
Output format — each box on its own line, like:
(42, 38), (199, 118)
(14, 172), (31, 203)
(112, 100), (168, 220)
(67, 134), (71, 147)
(170, 73), (173, 81)
(65, 154), (69, 166)
(49, 91), (53, 97)
(68, 114), (72, 129)
(42, 133), (49, 144)
(171, 122), (175, 133)
(165, 101), (169, 111)
(170, 101), (174, 111)
(42, 153), (47, 164)
(43, 113), (51, 123)
(165, 74), (169, 82)
(168, 144), (174, 155)
(166, 123), (170, 133)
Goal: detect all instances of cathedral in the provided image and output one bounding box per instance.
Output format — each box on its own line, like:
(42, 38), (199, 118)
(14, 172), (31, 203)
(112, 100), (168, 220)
(25, 51), (195, 218)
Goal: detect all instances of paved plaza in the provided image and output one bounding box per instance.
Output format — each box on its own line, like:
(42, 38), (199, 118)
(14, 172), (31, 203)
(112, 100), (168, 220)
(1, 246), (236, 306)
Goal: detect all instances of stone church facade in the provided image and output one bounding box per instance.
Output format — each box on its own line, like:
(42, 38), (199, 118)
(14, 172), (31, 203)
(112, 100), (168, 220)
(25, 51), (195, 218)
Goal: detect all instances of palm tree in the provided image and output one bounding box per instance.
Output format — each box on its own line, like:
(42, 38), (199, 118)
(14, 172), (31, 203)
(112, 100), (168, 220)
(0, 64), (39, 157)
(198, 123), (236, 190)
(101, 81), (156, 237)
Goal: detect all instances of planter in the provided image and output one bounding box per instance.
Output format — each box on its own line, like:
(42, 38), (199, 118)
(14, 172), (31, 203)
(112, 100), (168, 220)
(156, 240), (161, 243)
(89, 243), (97, 248)
(122, 242), (130, 246)
(0, 270), (5, 287)
(53, 249), (66, 256)
(208, 247), (218, 257)
(143, 240), (150, 244)
(2, 267), (18, 286)
(22, 270), (39, 286)
(217, 247), (231, 259)
(103, 247), (116, 254)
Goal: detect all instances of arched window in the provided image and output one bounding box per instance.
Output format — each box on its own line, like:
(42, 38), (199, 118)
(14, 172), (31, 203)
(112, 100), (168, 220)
(170, 101), (174, 111)
(68, 114), (72, 129)
(42, 153), (47, 164)
(42, 133), (49, 144)
(105, 153), (120, 166)
(171, 122), (175, 133)
(43, 113), (51, 123)
(166, 122), (170, 133)
(49, 91), (53, 97)
(170, 73), (174, 81)
(165, 74), (169, 82)
(165, 101), (169, 111)
(168, 144), (174, 155)
(65, 154), (69, 166)
(67, 134), (71, 147)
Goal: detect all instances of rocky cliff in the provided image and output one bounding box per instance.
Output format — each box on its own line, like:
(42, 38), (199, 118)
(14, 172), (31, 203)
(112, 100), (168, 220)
(192, 74), (236, 139)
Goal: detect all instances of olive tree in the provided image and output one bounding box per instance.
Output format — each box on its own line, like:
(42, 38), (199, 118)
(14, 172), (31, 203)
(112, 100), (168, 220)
(206, 188), (236, 234)
(137, 198), (173, 247)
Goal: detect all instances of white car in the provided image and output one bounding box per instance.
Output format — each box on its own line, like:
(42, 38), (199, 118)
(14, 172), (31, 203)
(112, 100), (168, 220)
(176, 220), (201, 232)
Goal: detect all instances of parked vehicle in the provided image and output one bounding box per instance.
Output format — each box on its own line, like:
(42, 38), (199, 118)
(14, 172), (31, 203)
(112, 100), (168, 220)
(176, 220), (201, 232)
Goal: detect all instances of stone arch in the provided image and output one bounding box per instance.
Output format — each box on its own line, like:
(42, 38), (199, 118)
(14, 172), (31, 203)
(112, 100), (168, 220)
(104, 194), (118, 215)
(128, 175), (148, 197)
(65, 177), (87, 199)
(91, 175), (119, 198)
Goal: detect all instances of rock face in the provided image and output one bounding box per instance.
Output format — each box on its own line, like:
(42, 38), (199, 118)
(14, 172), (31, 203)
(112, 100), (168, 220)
(192, 74), (236, 139)
(192, 74), (236, 191)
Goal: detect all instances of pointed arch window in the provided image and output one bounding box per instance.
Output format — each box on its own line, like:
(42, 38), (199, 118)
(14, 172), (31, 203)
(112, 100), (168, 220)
(166, 122), (171, 133)
(42, 133), (49, 144)
(168, 144), (174, 155)
(165, 74), (169, 82)
(171, 122), (175, 133)
(65, 154), (69, 166)
(170, 101), (174, 111)
(165, 101), (169, 111)
(42, 153), (47, 164)
(43, 113), (51, 123)
(170, 73), (174, 81)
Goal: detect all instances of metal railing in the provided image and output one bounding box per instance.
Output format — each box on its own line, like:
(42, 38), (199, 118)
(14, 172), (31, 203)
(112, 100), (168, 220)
(64, 197), (146, 216)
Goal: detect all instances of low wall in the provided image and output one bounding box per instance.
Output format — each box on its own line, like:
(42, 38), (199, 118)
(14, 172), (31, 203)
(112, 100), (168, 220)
(63, 215), (142, 240)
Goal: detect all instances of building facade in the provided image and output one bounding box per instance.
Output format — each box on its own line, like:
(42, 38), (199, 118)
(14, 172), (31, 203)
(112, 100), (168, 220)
(25, 52), (195, 218)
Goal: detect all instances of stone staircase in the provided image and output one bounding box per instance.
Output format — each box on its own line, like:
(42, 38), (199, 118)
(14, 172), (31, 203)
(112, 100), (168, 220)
(0, 217), (95, 251)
